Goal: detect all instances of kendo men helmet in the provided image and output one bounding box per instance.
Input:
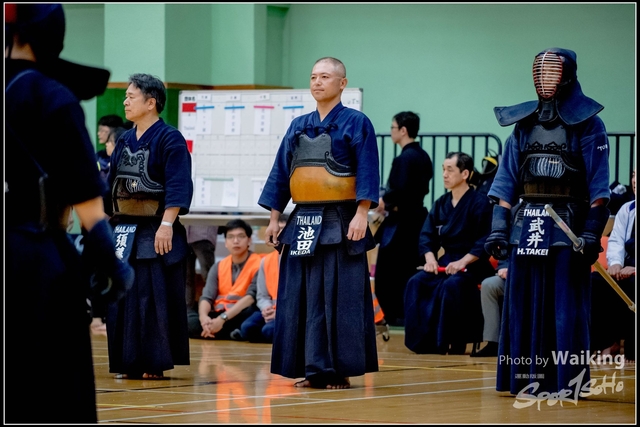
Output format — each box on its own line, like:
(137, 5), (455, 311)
(532, 48), (577, 99)
(494, 47), (603, 127)
(5, 3), (110, 100)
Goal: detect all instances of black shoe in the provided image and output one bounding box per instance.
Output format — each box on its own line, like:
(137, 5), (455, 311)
(230, 329), (245, 341)
(375, 320), (390, 341)
(471, 342), (498, 357)
(448, 342), (467, 355)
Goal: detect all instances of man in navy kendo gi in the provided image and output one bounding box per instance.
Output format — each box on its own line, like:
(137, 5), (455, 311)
(259, 57), (380, 389)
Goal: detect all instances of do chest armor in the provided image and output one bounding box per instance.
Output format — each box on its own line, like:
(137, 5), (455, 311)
(289, 132), (356, 204)
(519, 121), (587, 203)
(112, 145), (165, 216)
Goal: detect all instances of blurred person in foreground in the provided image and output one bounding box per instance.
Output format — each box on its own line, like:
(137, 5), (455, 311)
(5, 3), (133, 423)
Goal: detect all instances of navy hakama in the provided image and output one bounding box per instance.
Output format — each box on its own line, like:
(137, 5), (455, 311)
(271, 205), (379, 380)
(497, 248), (592, 399)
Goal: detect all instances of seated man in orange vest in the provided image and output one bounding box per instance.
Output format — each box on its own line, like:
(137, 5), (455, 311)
(231, 246), (280, 343)
(187, 219), (261, 339)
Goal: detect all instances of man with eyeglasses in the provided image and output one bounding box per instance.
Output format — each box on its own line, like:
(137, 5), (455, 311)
(372, 111), (433, 327)
(187, 219), (261, 339)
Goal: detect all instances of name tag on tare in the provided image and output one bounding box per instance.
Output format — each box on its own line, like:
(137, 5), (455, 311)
(516, 207), (552, 256)
(289, 208), (323, 257)
(114, 224), (137, 263)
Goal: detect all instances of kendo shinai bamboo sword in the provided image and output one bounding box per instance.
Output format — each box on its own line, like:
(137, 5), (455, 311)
(544, 203), (636, 313)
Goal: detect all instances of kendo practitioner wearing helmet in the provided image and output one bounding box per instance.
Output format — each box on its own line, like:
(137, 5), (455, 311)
(485, 48), (610, 400)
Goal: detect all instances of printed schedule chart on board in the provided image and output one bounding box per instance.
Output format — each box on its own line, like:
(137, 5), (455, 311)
(178, 88), (363, 214)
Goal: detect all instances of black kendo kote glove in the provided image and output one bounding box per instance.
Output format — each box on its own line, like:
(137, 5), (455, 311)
(577, 204), (610, 265)
(484, 204), (510, 260)
(82, 218), (135, 302)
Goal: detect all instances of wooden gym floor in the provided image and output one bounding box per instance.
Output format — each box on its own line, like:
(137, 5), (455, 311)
(90, 329), (636, 424)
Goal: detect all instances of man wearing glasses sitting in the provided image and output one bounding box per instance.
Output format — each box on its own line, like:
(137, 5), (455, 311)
(187, 219), (261, 339)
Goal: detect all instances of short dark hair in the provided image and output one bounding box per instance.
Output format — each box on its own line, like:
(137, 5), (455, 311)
(393, 111), (420, 138)
(108, 126), (126, 145)
(98, 114), (124, 128)
(128, 73), (166, 114)
(313, 57), (346, 78)
(445, 151), (474, 183)
(223, 219), (252, 238)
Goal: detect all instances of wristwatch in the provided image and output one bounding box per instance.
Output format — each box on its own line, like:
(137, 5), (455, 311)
(219, 313), (228, 322)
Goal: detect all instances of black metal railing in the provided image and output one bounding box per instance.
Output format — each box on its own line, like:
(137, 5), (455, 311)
(377, 132), (634, 211)
(377, 133), (503, 209)
(608, 132), (635, 186)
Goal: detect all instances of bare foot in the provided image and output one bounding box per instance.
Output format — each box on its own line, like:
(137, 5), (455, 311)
(294, 376), (329, 389)
(90, 318), (107, 335)
(114, 373), (146, 379)
(142, 373), (165, 379)
(326, 378), (350, 389)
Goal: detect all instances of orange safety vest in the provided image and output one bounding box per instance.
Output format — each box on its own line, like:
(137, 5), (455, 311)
(262, 250), (280, 308)
(371, 286), (385, 324)
(214, 253), (262, 312)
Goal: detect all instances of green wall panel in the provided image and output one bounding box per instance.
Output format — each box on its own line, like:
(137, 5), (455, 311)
(164, 89), (181, 129)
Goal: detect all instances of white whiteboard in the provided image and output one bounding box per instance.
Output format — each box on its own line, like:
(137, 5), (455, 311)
(178, 88), (363, 214)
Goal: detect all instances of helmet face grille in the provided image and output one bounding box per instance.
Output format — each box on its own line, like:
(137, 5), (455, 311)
(533, 52), (563, 99)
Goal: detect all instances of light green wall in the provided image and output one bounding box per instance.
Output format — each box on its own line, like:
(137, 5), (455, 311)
(284, 3), (635, 143)
(62, 3), (635, 135)
(211, 4), (257, 84)
(166, 4), (213, 84)
(104, 4), (166, 81)
(283, 3), (635, 190)
(62, 4), (104, 148)
(266, 6), (289, 86)
(253, 4), (268, 85)
(61, 3), (636, 197)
